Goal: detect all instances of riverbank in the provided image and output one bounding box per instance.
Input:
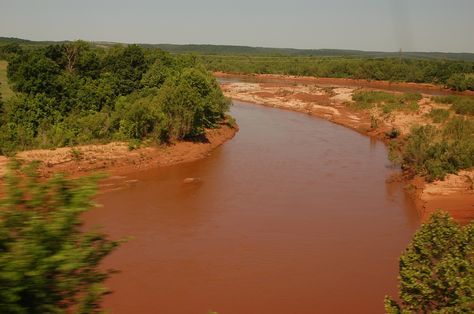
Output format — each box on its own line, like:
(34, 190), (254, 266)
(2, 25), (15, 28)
(0, 124), (238, 179)
(215, 72), (474, 97)
(216, 72), (474, 222)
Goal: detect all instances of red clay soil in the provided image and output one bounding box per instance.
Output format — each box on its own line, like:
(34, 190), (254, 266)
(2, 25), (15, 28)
(412, 173), (474, 224)
(0, 124), (238, 180)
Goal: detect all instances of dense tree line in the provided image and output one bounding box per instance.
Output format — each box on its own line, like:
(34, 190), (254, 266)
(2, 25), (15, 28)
(0, 41), (230, 155)
(202, 55), (474, 91)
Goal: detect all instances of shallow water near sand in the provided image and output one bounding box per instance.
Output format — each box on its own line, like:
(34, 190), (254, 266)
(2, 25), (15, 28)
(85, 100), (419, 313)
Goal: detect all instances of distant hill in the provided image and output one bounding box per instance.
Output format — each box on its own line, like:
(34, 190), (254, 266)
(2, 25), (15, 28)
(2, 36), (474, 62)
(0, 36), (62, 46)
(143, 44), (474, 62)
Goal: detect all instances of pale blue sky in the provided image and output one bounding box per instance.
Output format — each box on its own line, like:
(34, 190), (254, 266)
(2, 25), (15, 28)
(1, 0), (473, 52)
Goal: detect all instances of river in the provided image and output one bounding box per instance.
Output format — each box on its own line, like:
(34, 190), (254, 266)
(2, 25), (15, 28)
(85, 100), (420, 313)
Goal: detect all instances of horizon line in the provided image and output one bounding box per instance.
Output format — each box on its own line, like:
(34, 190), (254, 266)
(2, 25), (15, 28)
(1, 35), (474, 55)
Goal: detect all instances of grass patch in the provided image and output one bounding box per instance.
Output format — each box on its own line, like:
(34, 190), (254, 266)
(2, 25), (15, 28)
(352, 90), (421, 113)
(0, 60), (14, 99)
(429, 108), (450, 123)
(224, 115), (238, 129)
(401, 92), (423, 102)
(433, 95), (474, 115)
(69, 148), (83, 161)
(127, 139), (142, 151)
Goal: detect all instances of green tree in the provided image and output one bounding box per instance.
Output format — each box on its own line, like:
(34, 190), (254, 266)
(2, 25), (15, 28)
(157, 75), (205, 139)
(446, 73), (469, 91)
(0, 86), (3, 113)
(180, 67), (230, 128)
(7, 51), (61, 95)
(114, 90), (166, 141)
(103, 44), (148, 95)
(385, 211), (474, 313)
(0, 43), (22, 55)
(0, 162), (119, 313)
(140, 57), (176, 89)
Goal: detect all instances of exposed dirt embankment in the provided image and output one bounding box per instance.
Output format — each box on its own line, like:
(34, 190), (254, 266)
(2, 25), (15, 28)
(217, 72), (474, 223)
(0, 124), (238, 179)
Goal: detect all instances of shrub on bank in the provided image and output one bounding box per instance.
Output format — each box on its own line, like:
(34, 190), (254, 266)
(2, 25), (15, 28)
(434, 95), (474, 115)
(351, 90), (421, 113)
(395, 117), (474, 181)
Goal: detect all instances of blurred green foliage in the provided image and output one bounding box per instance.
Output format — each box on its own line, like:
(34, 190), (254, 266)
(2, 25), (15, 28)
(0, 162), (119, 313)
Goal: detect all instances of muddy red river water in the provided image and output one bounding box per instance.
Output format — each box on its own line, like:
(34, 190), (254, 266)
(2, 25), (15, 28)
(85, 101), (420, 314)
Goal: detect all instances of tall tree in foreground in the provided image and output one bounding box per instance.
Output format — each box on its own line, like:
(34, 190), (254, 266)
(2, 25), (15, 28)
(0, 162), (119, 313)
(385, 211), (473, 313)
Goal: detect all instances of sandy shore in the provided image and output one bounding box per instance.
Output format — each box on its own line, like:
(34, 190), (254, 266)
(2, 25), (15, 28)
(0, 124), (238, 179)
(217, 72), (474, 223)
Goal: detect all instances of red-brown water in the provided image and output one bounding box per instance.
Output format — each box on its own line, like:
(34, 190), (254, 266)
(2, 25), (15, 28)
(85, 101), (419, 314)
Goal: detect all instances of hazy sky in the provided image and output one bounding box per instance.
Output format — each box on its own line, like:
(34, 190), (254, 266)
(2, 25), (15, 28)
(1, 0), (473, 52)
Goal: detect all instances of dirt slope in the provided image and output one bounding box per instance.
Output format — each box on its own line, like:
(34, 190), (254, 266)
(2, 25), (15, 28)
(0, 125), (237, 179)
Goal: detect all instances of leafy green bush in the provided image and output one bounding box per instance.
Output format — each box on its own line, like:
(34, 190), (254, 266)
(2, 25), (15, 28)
(0, 162), (119, 313)
(352, 91), (421, 113)
(398, 118), (474, 180)
(114, 92), (166, 141)
(7, 50), (61, 95)
(141, 57), (176, 89)
(385, 128), (400, 139)
(446, 73), (474, 92)
(434, 95), (474, 115)
(0, 122), (35, 155)
(181, 67), (230, 128)
(157, 75), (205, 140)
(385, 211), (473, 313)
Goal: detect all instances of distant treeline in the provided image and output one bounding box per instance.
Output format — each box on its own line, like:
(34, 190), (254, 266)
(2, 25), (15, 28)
(144, 44), (474, 62)
(0, 41), (229, 155)
(202, 55), (474, 91)
(3, 37), (474, 61)
(2, 37), (474, 91)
